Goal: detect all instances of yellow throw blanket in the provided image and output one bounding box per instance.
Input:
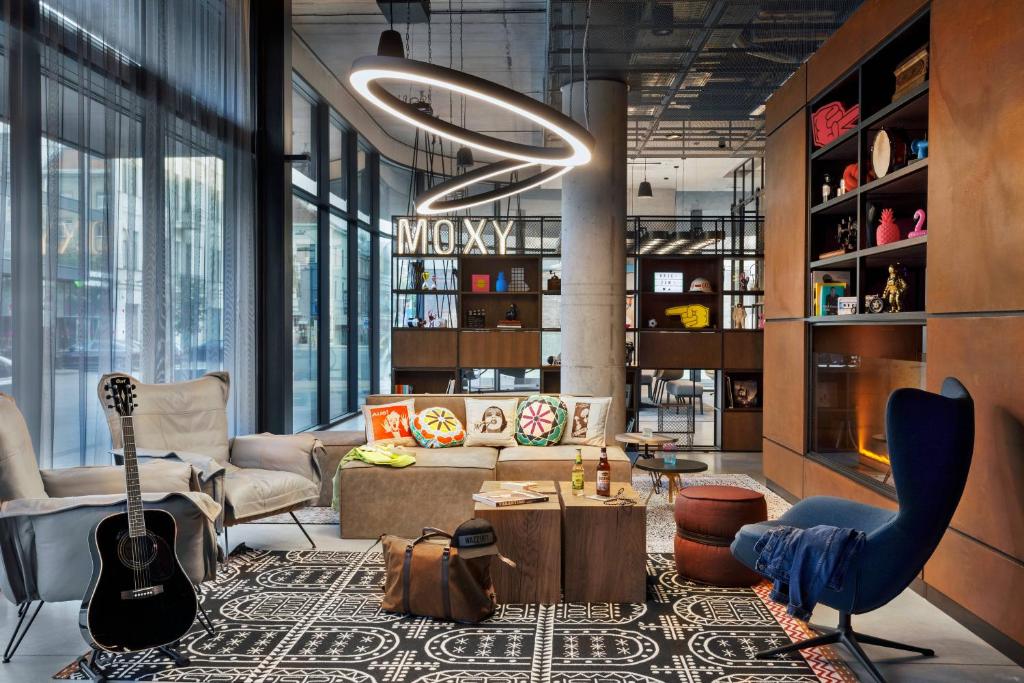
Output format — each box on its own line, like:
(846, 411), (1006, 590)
(332, 445), (416, 511)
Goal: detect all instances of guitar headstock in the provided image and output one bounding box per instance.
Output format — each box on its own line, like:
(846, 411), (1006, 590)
(104, 376), (137, 417)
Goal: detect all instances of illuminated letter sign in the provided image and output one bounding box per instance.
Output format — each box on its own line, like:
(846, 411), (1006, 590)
(393, 217), (520, 256)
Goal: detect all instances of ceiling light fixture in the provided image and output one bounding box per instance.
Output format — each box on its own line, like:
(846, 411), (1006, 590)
(349, 54), (594, 212)
(416, 159), (572, 215)
(651, 2), (673, 36)
(638, 156), (653, 198)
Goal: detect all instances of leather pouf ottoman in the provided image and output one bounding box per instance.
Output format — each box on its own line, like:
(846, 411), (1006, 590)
(674, 485), (767, 586)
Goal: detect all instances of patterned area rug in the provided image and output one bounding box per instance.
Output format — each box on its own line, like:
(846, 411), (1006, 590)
(251, 474), (790, 551)
(57, 548), (851, 682)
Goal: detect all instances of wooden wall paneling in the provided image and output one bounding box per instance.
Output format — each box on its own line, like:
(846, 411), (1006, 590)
(392, 329), (458, 368)
(762, 320), (806, 453)
(458, 330), (540, 368)
(806, 0), (929, 99)
(802, 458), (898, 511)
(722, 411), (763, 451)
(927, 0), (1024, 313)
(723, 331), (764, 370)
(764, 114), (807, 320)
(763, 439), (804, 499)
(927, 316), (1024, 562)
(636, 331), (722, 368)
(925, 529), (1024, 647)
(765, 64), (806, 135)
(812, 324), (924, 361)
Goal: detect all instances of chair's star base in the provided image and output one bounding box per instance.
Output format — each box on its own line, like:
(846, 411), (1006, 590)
(756, 611), (935, 683)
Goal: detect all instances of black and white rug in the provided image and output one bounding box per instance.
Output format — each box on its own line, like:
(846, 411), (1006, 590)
(57, 548), (849, 682)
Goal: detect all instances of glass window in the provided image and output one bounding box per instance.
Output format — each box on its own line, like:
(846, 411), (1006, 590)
(329, 213), (349, 418)
(377, 160), (412, 392)
(292, 195), (319, 430)
(357, 227), (372, 404)
(328, 117), (347, 211)
(357, 143), (372, 224)
(291, 83), (316, 194)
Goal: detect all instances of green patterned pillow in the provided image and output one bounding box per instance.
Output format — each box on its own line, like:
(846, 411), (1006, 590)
(515, 395), (567, 446)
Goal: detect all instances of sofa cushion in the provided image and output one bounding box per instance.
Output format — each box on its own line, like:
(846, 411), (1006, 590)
(361, 399), (417, 446)
(340, 447), (498, 471)
(464, 398), (518, 447)
(223, 468), (319, 522)
(560, 396), (612, 446)
(515, 395), (567, 446)
(495, 445), (631, 484)
(366, 394), (533, 431)
(411, 406), (466, 448)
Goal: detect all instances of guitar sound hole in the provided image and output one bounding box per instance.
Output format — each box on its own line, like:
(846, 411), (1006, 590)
(116, 532), (159, 570)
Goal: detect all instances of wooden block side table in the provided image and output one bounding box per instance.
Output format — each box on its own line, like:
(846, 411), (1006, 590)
(474, 481), (562, 604)
(558, 481), (647, 603)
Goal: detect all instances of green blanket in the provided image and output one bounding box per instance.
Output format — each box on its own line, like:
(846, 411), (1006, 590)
(332, 444), (416, 511)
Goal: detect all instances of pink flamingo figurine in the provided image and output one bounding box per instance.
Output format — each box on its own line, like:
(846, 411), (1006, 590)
(908, 209), (927, 238)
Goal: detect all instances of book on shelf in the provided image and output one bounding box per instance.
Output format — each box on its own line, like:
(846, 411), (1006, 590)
(496, 320), (523, 329)
(472, 489), (550, 507)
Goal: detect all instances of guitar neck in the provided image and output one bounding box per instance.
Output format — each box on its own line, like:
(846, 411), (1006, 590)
(120, 416), (146, 538)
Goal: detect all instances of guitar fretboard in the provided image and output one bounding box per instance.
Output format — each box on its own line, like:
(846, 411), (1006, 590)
(120, 416), (146, 538)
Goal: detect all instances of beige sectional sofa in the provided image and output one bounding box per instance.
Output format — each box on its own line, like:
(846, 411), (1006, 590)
(315, 393), (631, 539)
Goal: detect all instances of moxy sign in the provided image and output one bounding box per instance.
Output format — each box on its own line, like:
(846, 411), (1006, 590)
(395, 217), (516, 256)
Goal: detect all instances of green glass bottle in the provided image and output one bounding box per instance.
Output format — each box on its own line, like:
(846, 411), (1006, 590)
(571, 448), (585, 496)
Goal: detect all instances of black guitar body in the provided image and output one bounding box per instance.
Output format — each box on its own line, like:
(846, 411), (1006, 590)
(80, 509), (197, 653)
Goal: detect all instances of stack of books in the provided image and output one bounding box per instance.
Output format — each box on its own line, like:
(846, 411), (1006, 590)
(472, 489), (549, 507)
(496, 319), (523, 329)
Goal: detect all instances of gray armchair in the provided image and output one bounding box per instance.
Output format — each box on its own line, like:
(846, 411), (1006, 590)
(0, 392), (220, 661)
(97, 372), (324, 550)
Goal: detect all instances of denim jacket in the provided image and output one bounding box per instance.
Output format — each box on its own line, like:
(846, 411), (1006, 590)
(754, 525), (866, 621)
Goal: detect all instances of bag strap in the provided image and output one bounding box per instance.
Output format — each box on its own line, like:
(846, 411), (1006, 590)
(440, 546), (452, 620)
(411, 528), (452, 546)
(402, 544), (414, 615)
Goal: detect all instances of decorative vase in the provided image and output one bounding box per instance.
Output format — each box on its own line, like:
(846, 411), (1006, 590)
(876, 208), (901, 245)
(495, 271), (508, 292)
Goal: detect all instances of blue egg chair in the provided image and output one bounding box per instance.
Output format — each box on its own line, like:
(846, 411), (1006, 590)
(731, 378), (974, 683)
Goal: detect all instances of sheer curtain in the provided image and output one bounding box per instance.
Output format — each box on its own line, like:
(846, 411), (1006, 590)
(20, 0), (256, 467)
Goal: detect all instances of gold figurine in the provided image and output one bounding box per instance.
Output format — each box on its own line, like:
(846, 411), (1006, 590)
(881, 264), (908, 312)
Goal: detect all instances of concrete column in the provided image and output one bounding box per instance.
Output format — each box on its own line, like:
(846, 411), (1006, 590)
(560, 79), (628, 436)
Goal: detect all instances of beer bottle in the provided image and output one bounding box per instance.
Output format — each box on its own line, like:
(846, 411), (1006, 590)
(596, 447), (611, 497)
(571, 448), (585, 496)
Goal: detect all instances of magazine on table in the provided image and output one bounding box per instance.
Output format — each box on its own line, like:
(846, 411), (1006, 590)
(472, 489), (550, 507)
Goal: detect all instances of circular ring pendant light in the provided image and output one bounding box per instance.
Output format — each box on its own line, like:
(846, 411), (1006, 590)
(349, 54), (595, 213)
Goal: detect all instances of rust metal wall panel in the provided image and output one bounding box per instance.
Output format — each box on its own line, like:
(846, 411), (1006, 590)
(763, 439), (804, 499)
(807, 0), (929, 99)
(803, 458), (898, 512)
(925, 529), (1024, 648)
(764, 115), (807, 320)
(927, 316), (1024, 562)
(763, 320), (806, 452)
(928, 0), (1024, 313)
(765, 64), (806, 136)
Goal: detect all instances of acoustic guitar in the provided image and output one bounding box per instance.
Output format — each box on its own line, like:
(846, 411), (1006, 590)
(79, 375), (198, 653)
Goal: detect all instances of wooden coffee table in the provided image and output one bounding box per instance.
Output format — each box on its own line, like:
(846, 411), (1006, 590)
(474, 481), (562, 604)
(558, 481), (646, 603)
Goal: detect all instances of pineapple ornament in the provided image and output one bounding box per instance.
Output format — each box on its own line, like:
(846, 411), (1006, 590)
(876, 208), (901, 245)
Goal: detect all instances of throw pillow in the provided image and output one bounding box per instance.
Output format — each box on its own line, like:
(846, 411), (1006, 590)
(515, 395), (567, 446)
(362, 399), (417, 446)
(560, 396), (612, 446)
(463, 398), (519, 447)
(411, 406), (466, 448)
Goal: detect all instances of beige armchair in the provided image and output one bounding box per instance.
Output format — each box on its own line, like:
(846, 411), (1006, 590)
(0, 392), (220, 660)
(97, 372), (324, 550)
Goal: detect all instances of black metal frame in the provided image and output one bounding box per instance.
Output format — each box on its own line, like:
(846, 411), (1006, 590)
(756, 611), (934, 683)
(2, 601), (43, 663)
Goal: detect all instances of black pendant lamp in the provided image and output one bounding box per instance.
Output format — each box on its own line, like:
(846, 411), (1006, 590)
(638, 157), (653, 198)
(456, 145), (475, 168)
(377, 29), (405, 58)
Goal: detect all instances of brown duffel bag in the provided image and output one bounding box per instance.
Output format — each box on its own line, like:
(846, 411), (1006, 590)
(380, 524), (498, 623)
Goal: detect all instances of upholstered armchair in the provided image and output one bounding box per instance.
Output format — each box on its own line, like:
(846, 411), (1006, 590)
(96, 372), (324, 549)
(0, 392), (221, 661)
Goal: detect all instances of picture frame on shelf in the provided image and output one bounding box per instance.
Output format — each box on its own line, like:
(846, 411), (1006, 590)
(731, 378), (760, 408)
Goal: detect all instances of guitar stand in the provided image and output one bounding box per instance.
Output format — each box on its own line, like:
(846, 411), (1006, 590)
(76, 641), (190, 682)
